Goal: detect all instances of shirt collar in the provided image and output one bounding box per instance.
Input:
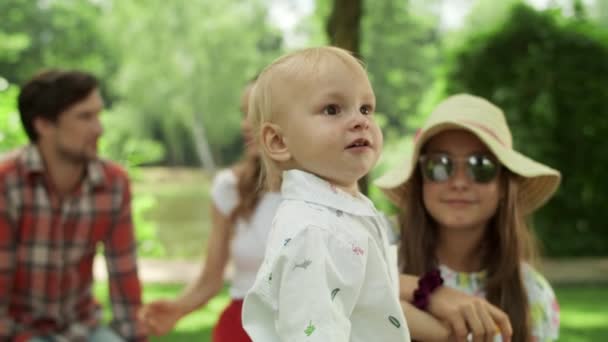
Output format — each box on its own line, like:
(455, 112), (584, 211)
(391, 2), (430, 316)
(281, 169), (377, 217)
(20, 144), (106, 189)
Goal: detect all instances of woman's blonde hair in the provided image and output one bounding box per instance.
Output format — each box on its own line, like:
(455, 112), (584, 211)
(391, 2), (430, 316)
(229, 80), (264, 222)
(230, 154), (263, 222)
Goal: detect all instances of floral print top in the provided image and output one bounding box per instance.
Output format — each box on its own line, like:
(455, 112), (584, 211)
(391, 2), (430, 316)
(439, 263), (560, 342)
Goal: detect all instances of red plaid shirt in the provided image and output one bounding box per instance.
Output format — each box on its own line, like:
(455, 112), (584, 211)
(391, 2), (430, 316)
(0, 146), (147, 341)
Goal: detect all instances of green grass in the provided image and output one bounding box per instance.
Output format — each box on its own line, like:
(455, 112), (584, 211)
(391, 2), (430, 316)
(95, 282), (230, 342)
(557, 285), (608, 341)
(95, 283), (608, 342)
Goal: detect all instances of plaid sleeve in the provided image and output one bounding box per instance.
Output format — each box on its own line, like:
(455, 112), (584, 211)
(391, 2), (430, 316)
(0, 179), (17, 339)
(104, 175), (148, 342)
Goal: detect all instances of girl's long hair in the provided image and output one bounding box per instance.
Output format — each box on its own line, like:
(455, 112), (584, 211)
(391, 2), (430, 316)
(228, 78), (265, 222)
(398, 169), (537, 342)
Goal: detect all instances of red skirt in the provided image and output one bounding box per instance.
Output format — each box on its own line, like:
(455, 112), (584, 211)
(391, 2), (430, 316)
(212, 299), (252, 342)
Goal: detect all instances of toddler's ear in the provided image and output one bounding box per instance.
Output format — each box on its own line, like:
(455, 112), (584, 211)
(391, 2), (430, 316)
(262, 122), (291, 162)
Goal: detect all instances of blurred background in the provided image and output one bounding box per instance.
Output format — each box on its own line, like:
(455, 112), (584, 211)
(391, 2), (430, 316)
(1, 0), (607, 340)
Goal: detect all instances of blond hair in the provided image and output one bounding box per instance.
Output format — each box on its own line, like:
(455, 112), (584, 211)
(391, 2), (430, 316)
(248, 46), (367, 191)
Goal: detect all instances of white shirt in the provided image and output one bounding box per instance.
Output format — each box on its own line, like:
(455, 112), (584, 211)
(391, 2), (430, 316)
(210, 169), (282, 299)
(242, 170), (411, 342)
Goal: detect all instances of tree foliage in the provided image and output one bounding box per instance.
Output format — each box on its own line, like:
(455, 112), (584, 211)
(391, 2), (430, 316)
(0, 0), (114, 87)
(103, 0), (283, 167)
(362, 0), (441, 141)
(444, 3), (608, 256)
(0, 80), (26, 153)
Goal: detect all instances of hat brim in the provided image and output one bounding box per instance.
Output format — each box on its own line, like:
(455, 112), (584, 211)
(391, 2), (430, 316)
(374, 122), (561, 214)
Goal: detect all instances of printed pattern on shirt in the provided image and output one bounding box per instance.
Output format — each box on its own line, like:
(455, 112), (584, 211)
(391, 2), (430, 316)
(243, 170), (411, 342)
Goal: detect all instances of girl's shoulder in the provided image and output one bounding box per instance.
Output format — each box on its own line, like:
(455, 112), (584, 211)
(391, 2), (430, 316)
(210, 168), (239, 214)
(215, 167), (238, 185)
(521, 263), (556, 299)
(521, 263), (560, 341)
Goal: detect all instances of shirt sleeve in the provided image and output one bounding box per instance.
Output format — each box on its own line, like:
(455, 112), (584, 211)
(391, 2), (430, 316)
(524, 265), (560, 342)
(273, 226), (364, 341)
(0, 179), (17, 339)
(104, 176), (148, 342)
(210, 169), (239, 216)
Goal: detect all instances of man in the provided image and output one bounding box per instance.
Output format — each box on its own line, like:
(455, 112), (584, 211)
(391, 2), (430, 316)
(0, 70), (147, 341)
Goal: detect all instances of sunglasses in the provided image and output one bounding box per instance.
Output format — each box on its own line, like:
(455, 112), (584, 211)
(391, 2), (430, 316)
(419, 153), (501, 184)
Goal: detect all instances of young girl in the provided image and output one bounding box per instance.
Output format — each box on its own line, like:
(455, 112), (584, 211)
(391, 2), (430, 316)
(242, 46), (411, 341)
(376, 94), (561, 341)
(139, 82), (282, 342)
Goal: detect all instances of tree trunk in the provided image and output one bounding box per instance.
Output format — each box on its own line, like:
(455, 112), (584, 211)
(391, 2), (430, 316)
(191, 113), (216, 172)
(326, 0), (368, 194)
(326, 0), (363, 56)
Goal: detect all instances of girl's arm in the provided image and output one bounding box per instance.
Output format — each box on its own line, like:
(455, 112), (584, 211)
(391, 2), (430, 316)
(401, 300), (451, 341)
(139, 203), (232, 335)
(400, 274), (512, 342)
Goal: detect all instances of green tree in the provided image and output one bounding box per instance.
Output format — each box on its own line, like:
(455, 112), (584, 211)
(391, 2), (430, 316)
(444, 3), (608, 256)
(326, 0), (363, 54)
(362, 0), (441, 141)
(103, 0), (282, 167)
(0, 0), (115, 87)
(593, 0), (608, 27)
(0, 78), (26, 153)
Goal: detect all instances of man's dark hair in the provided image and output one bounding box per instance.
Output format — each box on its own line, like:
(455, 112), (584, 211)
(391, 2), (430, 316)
(18, 69), (99, 142)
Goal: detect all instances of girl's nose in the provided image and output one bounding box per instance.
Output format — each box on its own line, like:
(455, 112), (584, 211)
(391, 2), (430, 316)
(448, 162), (471, 189)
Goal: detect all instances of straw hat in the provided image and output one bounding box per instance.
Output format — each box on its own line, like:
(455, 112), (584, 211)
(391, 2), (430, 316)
(375, 94), (561, 214)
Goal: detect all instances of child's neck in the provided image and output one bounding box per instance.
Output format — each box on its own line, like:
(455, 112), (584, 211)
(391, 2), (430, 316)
(334, 183), (360, 196)
(321, 176), (360, 196)
(436, 225), (486, 273)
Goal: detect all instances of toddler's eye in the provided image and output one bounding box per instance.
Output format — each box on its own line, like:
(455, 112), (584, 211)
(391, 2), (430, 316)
(360, 105), (373, 115)
(323, 104), (340, 115)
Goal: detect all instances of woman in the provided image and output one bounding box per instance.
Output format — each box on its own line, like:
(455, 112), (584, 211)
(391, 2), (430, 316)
(139, 82), (281, 342)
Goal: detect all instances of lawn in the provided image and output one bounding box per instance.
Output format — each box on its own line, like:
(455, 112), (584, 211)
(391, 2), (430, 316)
(95, 283), (608, 341)
(95, 282), (229, 342)
(557, 285), (608, 341)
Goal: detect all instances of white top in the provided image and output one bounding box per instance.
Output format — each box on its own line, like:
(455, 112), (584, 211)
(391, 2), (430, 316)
(242, 170), (411, 342)
(210, 169), (282, 299)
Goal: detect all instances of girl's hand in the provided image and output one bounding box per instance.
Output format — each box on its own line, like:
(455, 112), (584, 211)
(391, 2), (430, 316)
(427, 286), (512, 342)
(138, 299), (185, 336)
(401, 300), (452, 341)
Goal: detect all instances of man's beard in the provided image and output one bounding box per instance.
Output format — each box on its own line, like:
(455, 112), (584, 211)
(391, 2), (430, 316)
(55, 143), (95, 165)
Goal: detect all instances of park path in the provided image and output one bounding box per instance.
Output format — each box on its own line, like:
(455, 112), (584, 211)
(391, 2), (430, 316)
(94, 256), (608, 285)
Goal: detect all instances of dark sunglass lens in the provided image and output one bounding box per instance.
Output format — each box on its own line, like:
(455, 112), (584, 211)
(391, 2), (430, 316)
(468, 155), (499, 183)
(421, 154), (452, 182)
